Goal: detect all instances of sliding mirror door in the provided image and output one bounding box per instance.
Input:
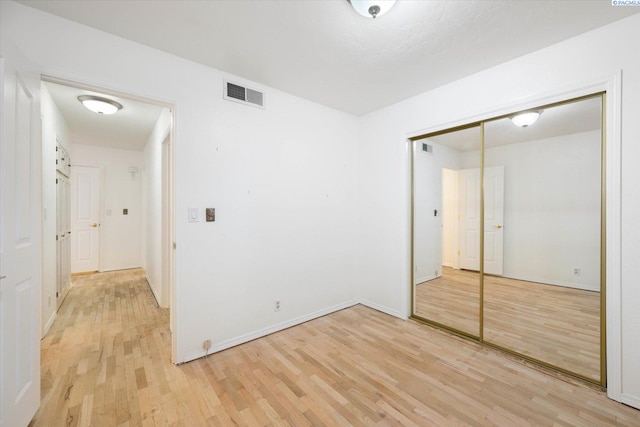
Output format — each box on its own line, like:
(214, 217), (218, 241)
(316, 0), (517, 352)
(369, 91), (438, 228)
(412, 125), (481, 337)
(482, 95), (604, 383)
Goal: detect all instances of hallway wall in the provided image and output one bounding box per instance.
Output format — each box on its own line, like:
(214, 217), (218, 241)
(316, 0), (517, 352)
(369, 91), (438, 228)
(71, 144), (145, 272)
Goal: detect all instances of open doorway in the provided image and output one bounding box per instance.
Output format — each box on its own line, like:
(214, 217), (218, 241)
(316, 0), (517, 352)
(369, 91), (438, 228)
(39, 75), (175, 347)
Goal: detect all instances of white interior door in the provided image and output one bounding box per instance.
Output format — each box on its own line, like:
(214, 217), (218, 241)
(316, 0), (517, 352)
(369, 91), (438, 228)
(56, 171), (70, 307)
(483, 166), (504, 275)
(458, 167), (504, 274)
(70, 166), (101, 273)
(0, 53), (42, 427)
(459, 168), (481, 271)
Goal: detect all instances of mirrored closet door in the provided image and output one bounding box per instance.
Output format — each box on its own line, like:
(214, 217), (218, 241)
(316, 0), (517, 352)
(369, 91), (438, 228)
(412, 125), (481, 338)
(411, 94), (605, 385)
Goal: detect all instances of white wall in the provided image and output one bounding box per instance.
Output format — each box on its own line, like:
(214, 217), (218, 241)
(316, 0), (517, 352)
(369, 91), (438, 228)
(0, 1), (360, 363)
(71, 144), (145, 271)
(462, 130), (601, 291)
(413, 141), (461, 284)
(40, 83), (71, 336)
(142, 108), (171, 306)
(358, 14), (640, 407)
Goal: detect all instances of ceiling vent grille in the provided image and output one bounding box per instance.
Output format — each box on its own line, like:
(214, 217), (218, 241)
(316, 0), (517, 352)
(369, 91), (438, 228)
(422, 143), (433, 153)
(224, 80), (265, 109)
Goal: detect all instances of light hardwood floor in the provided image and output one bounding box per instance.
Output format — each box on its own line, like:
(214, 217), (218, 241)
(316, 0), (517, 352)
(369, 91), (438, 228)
(31, 269), (639, 426)
(415, 267), (600, 381)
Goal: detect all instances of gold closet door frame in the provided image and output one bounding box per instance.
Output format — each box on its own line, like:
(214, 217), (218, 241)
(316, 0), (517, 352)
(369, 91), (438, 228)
(409, 92), (606, 388)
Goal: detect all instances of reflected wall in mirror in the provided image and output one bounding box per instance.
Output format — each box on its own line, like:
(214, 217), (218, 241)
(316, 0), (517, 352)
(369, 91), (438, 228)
(413, 125), (481, 337)
(482, 95), (603, 382)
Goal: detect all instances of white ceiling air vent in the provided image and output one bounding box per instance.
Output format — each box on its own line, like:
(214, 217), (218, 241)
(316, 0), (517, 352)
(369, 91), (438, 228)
(422, 143), (433, 154)
(223, 79), (264, 109)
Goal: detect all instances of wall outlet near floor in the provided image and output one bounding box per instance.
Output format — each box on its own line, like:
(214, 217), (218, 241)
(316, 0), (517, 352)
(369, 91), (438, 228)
(202, 339), (212, 351)
(274, 300), (281, 312)
(573, 268), (581, 276)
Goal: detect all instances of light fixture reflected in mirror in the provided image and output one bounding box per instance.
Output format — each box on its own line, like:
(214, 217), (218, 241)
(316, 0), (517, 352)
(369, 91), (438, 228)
(78, 95), (123, 115)
(511, 110), (542, 127)
(348, 0), (396, 19)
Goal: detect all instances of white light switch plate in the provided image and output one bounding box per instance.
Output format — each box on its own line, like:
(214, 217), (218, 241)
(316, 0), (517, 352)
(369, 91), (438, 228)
(188, 208), (199, 223)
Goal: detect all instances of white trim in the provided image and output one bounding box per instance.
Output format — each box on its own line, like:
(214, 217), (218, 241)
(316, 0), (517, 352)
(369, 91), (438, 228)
(502, 274), (599, 293)
(42, 311), (56, 337)
(144, 272), (161, 307)
(406, 73), (618, 140)
(617, 394), (640, 411)
(604, 71), (622, 403)
(359, 299), (407, 320)
(182, 300), (359, 363)
(415, 274), (436, 285)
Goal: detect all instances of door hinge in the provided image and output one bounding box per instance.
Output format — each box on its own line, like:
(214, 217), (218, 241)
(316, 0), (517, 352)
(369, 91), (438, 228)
(173, 242), (176, 250)
(56, 178), (58, 184)
(56, 234), (59, 241)
(56, 291), (59, 297)
(457, 250), (460, 256)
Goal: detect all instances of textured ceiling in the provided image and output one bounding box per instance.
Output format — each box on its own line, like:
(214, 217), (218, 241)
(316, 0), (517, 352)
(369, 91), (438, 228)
(20, 1), (638, 116)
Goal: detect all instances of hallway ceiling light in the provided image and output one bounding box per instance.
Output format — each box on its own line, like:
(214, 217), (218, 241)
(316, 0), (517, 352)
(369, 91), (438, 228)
(348, 0), (396, 19)
(78, 95), (123, 115)
(511, 110), (542, 127)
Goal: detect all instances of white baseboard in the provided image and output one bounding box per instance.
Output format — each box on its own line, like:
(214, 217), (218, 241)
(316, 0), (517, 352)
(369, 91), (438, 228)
(42, 311), (57, 338)
(182, 299), (359, 363)
(616, 392), (640, 410)
(145, 272), (161, 307)
(415, 274), (436, 284)
(359, 299), (407, 320)
(504, 273), (599, 292)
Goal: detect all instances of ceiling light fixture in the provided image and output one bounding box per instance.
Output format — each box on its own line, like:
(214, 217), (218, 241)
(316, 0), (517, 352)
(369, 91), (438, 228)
(511, 110), (542, 127)
(348, 0), (396, 19)
(78, 95), (123, 115)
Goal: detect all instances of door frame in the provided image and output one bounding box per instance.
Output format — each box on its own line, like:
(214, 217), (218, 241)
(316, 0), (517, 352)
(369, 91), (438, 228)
(40, 74), (178, 363)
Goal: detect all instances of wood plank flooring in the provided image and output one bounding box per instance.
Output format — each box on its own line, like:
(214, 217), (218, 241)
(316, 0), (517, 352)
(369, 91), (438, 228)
(415, 267), (600, 381)
(31, 269), (639, 426)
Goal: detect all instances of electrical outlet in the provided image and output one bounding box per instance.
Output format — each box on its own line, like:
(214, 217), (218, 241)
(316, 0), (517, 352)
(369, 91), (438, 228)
(274, 300), (281, 312)
(203, 340), (211, 351)
(573, 268), (581, 276)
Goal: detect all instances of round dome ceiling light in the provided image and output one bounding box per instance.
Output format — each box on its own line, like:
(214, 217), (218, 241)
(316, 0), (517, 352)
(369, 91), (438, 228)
(78, 95), (123, 115)
(511, 110), (542, 127)
(348, 0), (396, 19)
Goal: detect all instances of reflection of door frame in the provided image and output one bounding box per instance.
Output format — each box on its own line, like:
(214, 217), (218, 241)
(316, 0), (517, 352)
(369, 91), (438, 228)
(442, 168), (459, 269)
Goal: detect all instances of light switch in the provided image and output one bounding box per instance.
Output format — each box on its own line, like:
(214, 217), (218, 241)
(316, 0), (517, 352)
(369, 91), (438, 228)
(188, 208), (199, 223)
(206, 208), (215, 222)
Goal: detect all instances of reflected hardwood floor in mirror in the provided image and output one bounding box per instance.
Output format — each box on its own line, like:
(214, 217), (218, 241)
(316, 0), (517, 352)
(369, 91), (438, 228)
(416, 267), (600, 381)
(32, 269), (638, 426)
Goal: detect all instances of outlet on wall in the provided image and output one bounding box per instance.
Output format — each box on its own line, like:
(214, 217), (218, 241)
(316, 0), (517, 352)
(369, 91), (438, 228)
(573, 268), (581, 276)
(274, 300), (281, 312)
